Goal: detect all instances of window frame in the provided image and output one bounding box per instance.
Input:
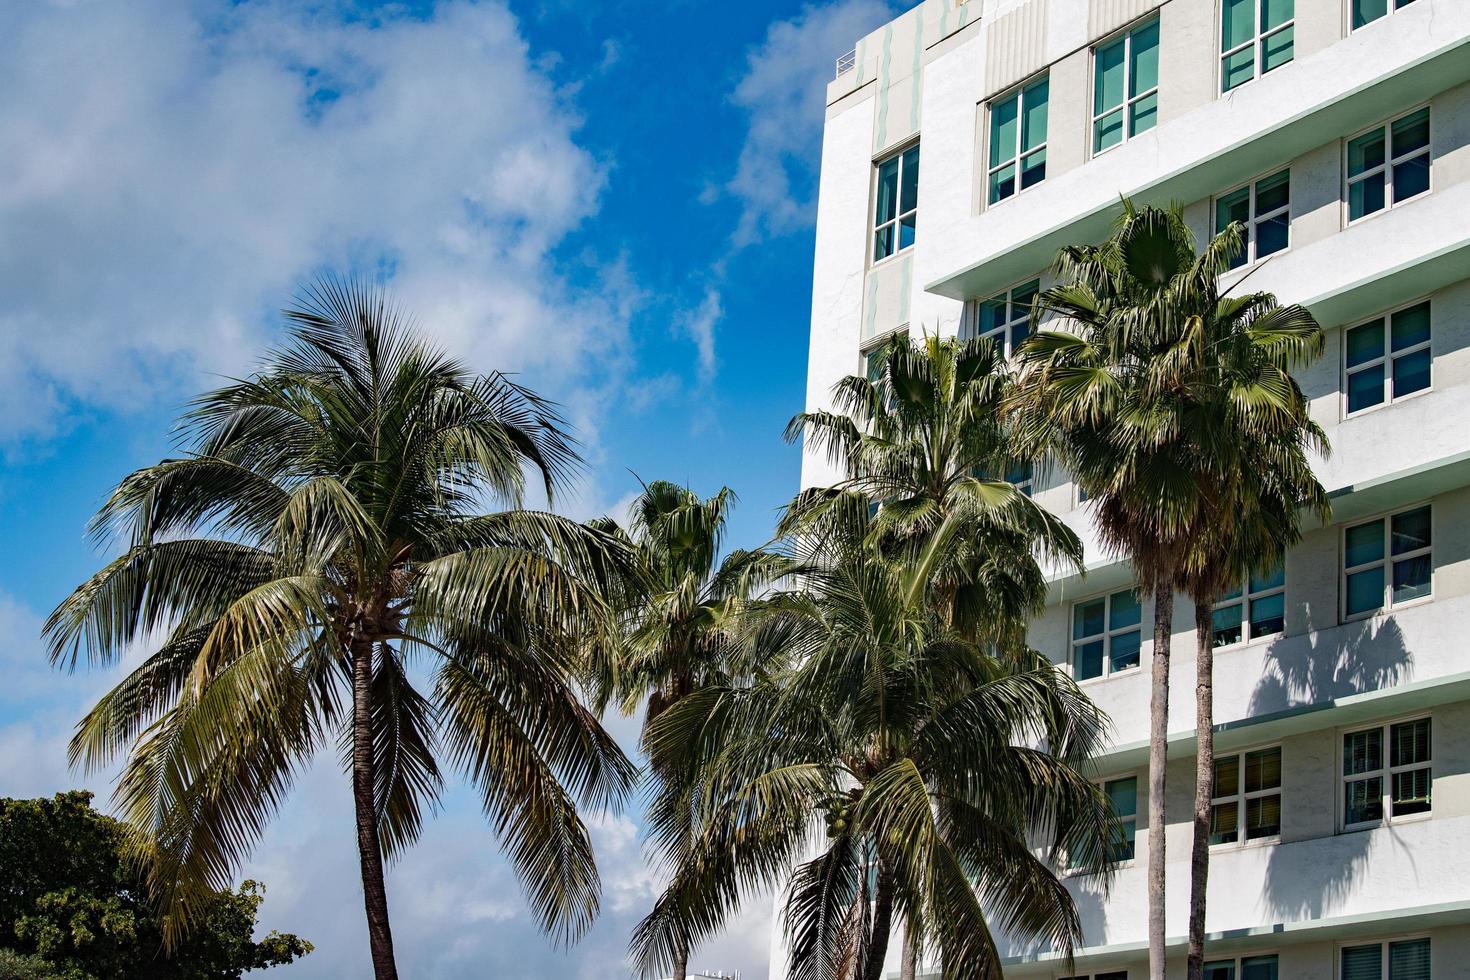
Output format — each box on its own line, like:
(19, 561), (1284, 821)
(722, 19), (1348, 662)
(986, 73), (1050, 207)
(1213, 168), (1291, 269)
(1090, 15), (1160, 157)
(1070, 588), (1143, 682)
(967, 276), (1042, 357)
(1212, 562), (1286, 648)
(870, 141), (920, 266)
(1350, 0), (1420, 32)
(1337, 935), (1431, 980)
(1204, 952), (1282, 980)
(860, 326), (910, 380)
(1342, 298), (1433, 419)
(1209, 744), (1283, 849)
(1220, 0), (1296, 93)
(1343, 106), (1432, 225)
(1339, 715), (1433, 832)
(1339, 503), (1433, 623)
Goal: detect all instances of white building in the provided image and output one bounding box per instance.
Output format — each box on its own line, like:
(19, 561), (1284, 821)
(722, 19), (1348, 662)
(792, 0), (1470, 978)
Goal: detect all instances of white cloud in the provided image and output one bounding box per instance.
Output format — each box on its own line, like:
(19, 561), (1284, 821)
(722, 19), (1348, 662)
(0, 0), (635, 446)
(723, 0), (896, 246)
(679, 287), (723, 384)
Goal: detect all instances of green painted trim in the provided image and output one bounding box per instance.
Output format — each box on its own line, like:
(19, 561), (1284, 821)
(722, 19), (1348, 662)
(863, 269), (880, 342)
(898, 253), (913, 326)
(874, 25), (894, 152)
(909, 15), (924, 135)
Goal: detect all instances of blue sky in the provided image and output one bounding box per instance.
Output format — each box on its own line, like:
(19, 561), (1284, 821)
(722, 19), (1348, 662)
(0, 0), (906, 977)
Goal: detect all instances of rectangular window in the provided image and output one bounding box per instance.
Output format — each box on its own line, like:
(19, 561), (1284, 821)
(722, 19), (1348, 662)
(1352, 0), (1419, 30)
(862, 329), (909, 382)
(1072, 589), (1142, 680)
(1348, 108), (1430, 222)
(1342, 938), (1430, 980)
(1342, 504), (1431, 619)
(1343, 718), (1431, 829)
(1212, 563), (1285, 646)
(988, 76), (1049, 204)
(974, 278), (1040, 356)
(1104, 776), (1138, 862)
(1210, 747), (1282, 845)
(1221, 0), (1294, 92)
(1005, 462), (1034, 497)
(1345, 301), (1431, 415)
(1214, 170), (1290, 269)
(1207, 955), (1280, 980)
(1093, 18), (1159, 154)
(873, 144), (919, 262)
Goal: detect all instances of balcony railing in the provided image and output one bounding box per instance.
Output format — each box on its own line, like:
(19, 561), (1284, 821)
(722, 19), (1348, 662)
(835, 48), (856, 79)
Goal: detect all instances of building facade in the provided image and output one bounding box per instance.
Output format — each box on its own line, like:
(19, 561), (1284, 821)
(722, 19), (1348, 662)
(792, 0), (1470, 978)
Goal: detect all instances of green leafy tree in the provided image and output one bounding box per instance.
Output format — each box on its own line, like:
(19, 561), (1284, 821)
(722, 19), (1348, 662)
(43, 281), (636, 980)
(587, 481), (790, 980)
(0, 792), (309, 979)
(1011, 203), (1328, 980)
(634, 499), (1119, 980)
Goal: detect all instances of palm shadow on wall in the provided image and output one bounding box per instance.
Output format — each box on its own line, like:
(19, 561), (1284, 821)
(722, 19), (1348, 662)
(1255, 606), (1412, 921)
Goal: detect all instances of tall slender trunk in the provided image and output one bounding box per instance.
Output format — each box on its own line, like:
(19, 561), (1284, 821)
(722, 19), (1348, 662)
(1186, 600), (1216, 980)
(899, 926), (917, 980)
(862, 859), (895, 980)
(351, 638), (399, 980)
(1147, 578), (1174, 980)
(672, 943), (688, 980)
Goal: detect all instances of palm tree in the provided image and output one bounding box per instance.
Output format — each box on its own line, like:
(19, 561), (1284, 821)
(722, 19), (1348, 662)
(785, 332), (1082, 644)
(633, 497), (1120, 980)
(586, 481), (789, 980)
(43, 280), (636, 980)
(1151, 234), (1330, 980)
(1010, 204), (1245, 980)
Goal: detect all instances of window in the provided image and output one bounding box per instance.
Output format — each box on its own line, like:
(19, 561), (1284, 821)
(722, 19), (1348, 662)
(974, 278), (1040, 355)
(1352, 0), (1419, 30)
(1210, 747), (1281, 845)
(1005, 462), (1033, 497)
(1342, 504), (1431, 619)
(1206, 955), (1279, 980)
(1341, 938), (1430, 980)
(1221, 0), (1294, 92)
(873, 144), (919, 262)
(1212, 563), (1285, 646)
(988, 76), (1049, 204)
(863, 329), (909, 381)
(1343, 718), (1431, 829)
(1093, 18), (1159, 154)
(1347, 108), (1430, 222)
(1060, 974), (1128, 980)
(1072, 589), (1142, 680)
(1214, 170), (1290, 269)
(1345, 301), (1431, 415)
(1103, 776), (1137, 862)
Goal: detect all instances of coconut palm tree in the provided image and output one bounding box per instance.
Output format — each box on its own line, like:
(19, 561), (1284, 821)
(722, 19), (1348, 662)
(632, 496), (1120, 980)
(786, 332), (1082, 646)
(1008, 204), (1235, 980)
(43, 280), (637, 980)
(586, 481), (790, 980)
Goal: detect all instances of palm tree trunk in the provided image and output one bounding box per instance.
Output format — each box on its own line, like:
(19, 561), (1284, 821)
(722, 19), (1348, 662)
(1147, 578), (1173, 980)
(351, 637), (399, 980)
(672, 943), (688, 980)
(861, 859), (895, 980)
(1186, 600), (1216, 980)
(899, 927), (917, 980)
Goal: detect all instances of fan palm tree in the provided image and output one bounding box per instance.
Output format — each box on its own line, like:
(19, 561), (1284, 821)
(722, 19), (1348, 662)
(1007, 203), (1242, 980)
(43, 280), (637, 980)
(786, 332), (1082, 645)
(586, 481), (790, 980)
(1152, 230), (1330, 980)
(632, 497), (1120, 980)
